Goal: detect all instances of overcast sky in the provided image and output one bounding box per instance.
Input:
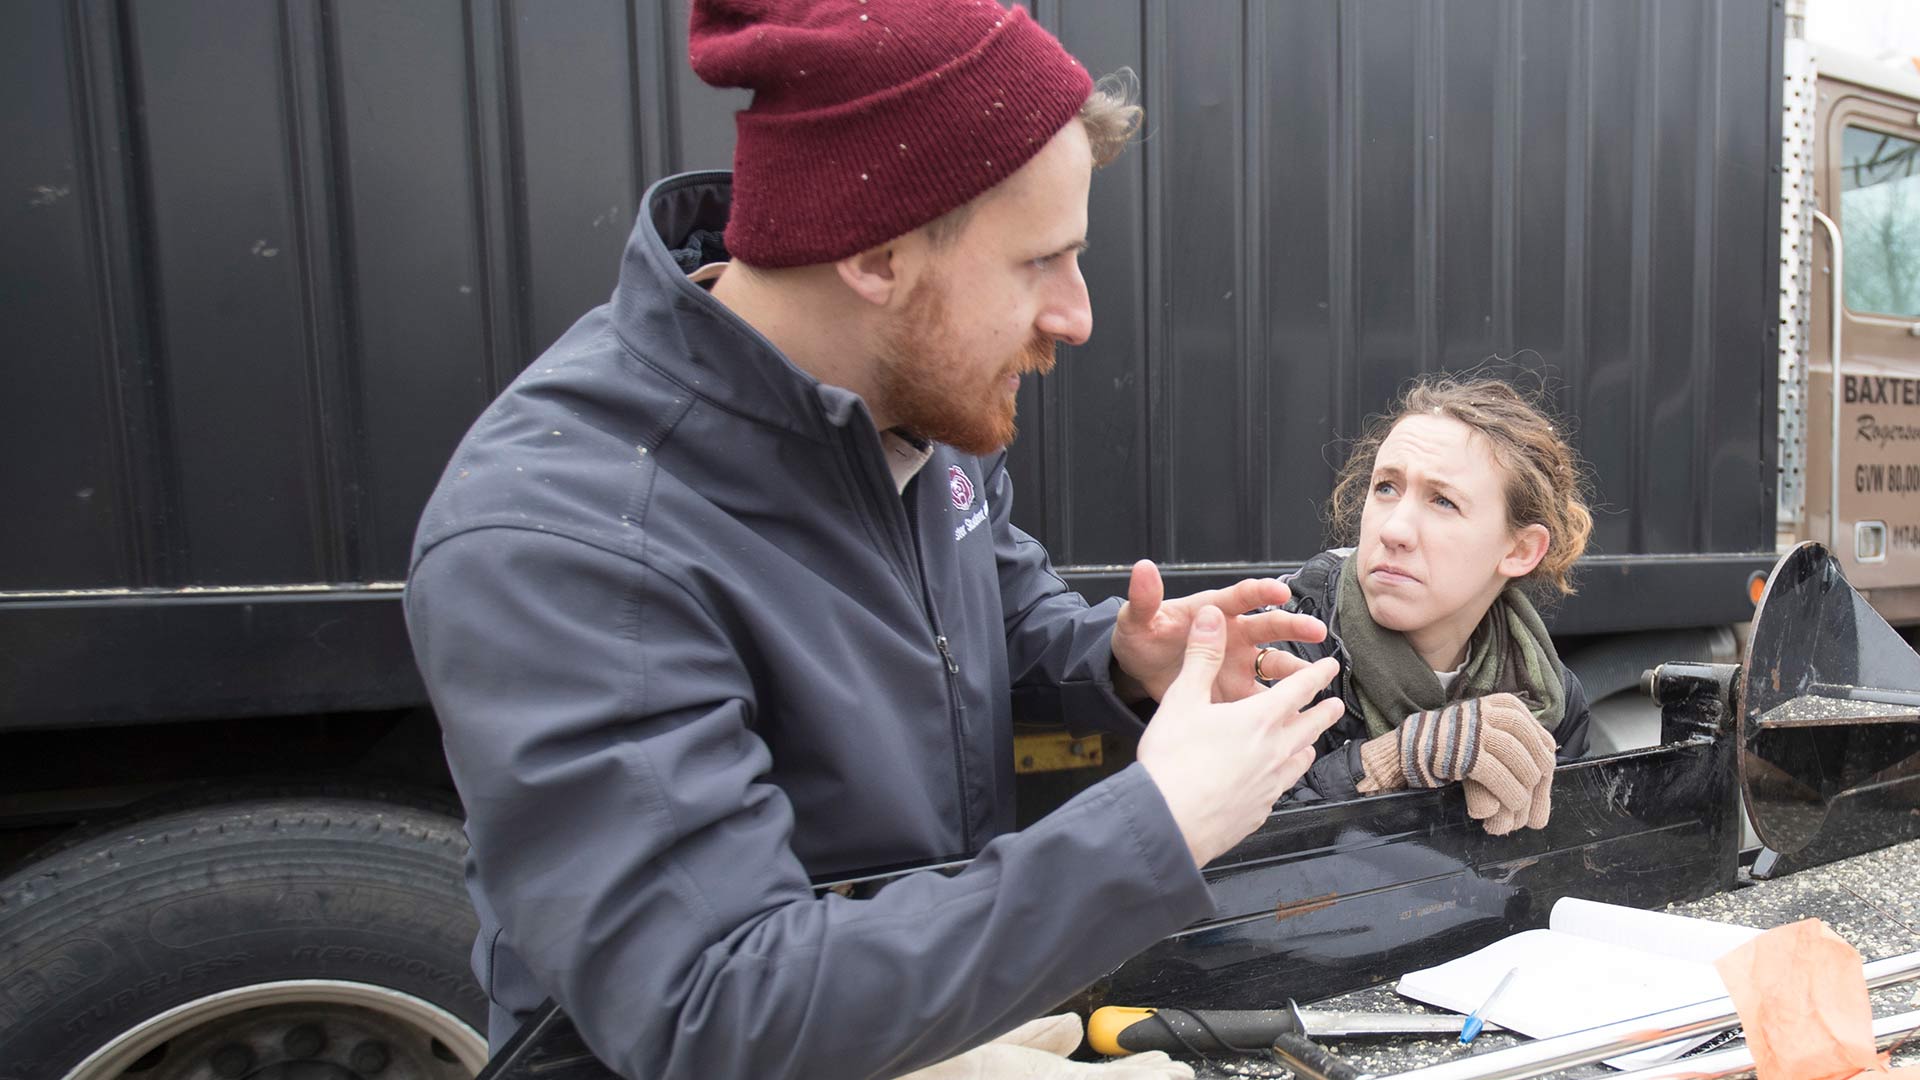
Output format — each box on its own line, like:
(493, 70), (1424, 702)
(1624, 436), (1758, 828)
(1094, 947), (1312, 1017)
(1808, 0), (1920, 65)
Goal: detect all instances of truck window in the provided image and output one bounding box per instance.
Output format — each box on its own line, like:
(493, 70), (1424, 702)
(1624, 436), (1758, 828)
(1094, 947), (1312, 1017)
(1841, 124), (1920, 317)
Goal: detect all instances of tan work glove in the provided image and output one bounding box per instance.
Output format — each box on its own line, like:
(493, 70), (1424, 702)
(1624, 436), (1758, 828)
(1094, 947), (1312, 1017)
(1355, 723), (1411, 794)
(1467, 698), (1558, 834)
(897, 1014), (1195, 1079)
(1357, 694), (1552, 835)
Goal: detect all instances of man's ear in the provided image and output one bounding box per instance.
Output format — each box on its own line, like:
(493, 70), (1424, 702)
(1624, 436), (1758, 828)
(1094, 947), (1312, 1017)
(1499, 523), (1551, 580)
(835, 242), (903, 307)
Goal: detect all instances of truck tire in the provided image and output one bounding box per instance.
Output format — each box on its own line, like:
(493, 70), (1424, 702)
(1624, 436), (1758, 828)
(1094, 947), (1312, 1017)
(0, 797), (488, 1080)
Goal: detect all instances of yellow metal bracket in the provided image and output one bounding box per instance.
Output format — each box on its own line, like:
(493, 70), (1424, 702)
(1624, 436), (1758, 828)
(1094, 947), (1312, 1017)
(1013, 731), (1103, 773)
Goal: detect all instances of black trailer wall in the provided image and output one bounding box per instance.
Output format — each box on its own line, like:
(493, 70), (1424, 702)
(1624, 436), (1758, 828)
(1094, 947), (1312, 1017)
(1, 0), (1782, 725)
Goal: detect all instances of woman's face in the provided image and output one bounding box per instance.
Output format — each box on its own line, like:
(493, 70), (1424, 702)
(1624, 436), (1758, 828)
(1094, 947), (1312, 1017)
(1355, 414), (1548, 657)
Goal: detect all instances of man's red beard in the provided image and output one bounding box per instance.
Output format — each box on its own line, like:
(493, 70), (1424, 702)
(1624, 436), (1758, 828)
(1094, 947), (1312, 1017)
(874, 272), (1058, 455)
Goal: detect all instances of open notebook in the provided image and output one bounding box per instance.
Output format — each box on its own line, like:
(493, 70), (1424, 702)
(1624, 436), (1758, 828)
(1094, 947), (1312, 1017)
(1395, 898), (1763, 1068)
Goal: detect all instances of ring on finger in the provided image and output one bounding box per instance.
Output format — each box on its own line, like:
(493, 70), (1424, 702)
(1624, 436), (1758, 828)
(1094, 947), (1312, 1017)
(1254, 646), (1280, 683)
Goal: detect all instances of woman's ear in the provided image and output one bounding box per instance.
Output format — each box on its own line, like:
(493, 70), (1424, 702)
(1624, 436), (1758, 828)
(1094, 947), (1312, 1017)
(1499, 523), (1551, 581)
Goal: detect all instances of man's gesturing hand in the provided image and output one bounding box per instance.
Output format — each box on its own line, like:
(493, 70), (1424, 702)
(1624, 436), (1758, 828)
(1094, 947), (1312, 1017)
(1136, 605), (1346, 868)
(1112, 560), (1327, 704)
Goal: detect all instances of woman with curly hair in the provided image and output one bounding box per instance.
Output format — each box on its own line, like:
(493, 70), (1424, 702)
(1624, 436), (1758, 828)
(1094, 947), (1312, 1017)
(1260, 375), (1595, 834)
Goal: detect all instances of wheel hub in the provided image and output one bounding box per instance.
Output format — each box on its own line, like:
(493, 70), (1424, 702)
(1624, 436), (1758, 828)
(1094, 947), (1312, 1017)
(61, 981), (486, 1080)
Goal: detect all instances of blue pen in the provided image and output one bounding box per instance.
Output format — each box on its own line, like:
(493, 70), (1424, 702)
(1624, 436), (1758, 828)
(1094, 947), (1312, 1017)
(1459, 967), (1520, 1045)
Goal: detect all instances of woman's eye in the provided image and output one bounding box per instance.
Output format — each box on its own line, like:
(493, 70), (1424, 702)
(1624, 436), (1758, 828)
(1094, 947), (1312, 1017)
(1030, 254), (1058, 270)
(1373, 480), (1397, 496)
(1434, 494), (1458, 511)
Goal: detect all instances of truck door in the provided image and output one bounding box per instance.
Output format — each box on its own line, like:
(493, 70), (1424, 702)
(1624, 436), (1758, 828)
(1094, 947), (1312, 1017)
(1807, 63), (1920, 622)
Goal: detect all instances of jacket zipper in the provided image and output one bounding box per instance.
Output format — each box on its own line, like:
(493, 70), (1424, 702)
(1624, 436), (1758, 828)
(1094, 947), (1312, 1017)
(907, 490), (974, 854)
(835, 429), (974, 852)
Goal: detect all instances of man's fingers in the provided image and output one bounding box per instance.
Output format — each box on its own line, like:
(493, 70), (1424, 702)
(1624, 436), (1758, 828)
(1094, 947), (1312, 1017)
(1265, 700), (1339, 798)
(1201, 575), (1292, 618)
(1160, 605), (1227, 709)
(1293, 693), (1346, 739)
(1250, 646), (1311, 682)
(1215, 657), (1342, 749)
(1256, 655), (1342, 713)
(1275, 744), (1319, 791)
(1117, 559), (1164, 633)
(1235, 607), (1327, 647)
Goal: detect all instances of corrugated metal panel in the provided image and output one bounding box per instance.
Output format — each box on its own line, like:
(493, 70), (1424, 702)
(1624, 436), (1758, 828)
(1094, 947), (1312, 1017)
(3, 1), (132, 590)
(4, 0), (1778, 599)
(1019, 0), (1781, 574)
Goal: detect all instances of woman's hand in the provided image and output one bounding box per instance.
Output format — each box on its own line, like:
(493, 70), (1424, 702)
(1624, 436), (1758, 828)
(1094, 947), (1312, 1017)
(1467, 698), (1558, 833)
(1357, 693), (1560, 834)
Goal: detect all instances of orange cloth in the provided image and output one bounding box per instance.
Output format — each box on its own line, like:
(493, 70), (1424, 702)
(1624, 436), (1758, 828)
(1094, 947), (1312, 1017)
(1713, 919), (1920, 1080)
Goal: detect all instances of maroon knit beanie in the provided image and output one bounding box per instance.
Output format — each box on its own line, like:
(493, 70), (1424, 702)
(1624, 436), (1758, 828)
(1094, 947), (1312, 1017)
(689, 0), (1094, 268)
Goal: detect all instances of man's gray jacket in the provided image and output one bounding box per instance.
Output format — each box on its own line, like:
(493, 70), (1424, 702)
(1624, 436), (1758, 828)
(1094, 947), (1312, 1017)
(405, 172), (1215, 1080)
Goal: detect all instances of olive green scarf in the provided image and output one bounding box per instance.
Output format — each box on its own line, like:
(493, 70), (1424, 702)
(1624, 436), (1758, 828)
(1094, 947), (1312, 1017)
(1335, 556), (1566, 738)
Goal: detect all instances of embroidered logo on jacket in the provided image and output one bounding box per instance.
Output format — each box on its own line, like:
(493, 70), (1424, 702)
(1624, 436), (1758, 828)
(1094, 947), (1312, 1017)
(949, 465), (988, 541)
(953, 502), (989, 541)
(948, 465), (975, 510)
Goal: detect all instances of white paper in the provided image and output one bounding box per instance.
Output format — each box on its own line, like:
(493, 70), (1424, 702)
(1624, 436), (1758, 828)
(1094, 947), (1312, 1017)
(1394, 897), (1762, 1068)
(1548, 897), (1765, 966)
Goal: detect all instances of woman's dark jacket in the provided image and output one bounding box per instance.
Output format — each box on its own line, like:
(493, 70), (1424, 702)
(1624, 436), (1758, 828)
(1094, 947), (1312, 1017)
(1273, 549), (1594, 803)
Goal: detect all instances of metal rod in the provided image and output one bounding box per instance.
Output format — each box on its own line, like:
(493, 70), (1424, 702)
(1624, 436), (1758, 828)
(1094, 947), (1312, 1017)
(1814, 208), (1843, 554)
(1295, 999), (1494, 1039)
(1606, 1008), (1920, 1080)
(1381, 950), (1920, 1080)
(1272, 1032), (1373, 1080)
(1312, 1014), (1491, 1038)
(1811, 683), (1920, 709)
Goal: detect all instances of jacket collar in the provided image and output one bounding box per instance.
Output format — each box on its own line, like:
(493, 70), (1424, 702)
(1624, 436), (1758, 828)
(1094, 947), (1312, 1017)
(1292, 547), (1355, 627)
(611, 171), (873, 444)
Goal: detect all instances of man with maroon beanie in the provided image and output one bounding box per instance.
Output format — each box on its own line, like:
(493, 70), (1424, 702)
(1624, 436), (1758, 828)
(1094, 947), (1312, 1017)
(405, 1), (1342, 1077)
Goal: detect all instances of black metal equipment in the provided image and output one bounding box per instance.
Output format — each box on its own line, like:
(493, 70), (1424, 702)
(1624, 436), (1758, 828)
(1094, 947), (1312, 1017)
(472, 544), (1919, 1079)
(1735, 542), (1920, 875)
